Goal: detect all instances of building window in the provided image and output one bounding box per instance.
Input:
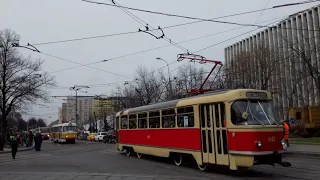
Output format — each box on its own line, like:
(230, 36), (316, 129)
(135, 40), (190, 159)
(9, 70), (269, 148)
(161, 109), (175, 128)
(177, 106), (194, 127)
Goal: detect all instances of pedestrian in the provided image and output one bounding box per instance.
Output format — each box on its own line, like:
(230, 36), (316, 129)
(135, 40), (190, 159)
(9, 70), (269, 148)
(10, 132), (18, 159)
(22, 131), (27, 147)
(0, 132), (4, 151)
(282, 120), (290, 147)
(34, 132), (43, 151)
(27, 131), (33, 148)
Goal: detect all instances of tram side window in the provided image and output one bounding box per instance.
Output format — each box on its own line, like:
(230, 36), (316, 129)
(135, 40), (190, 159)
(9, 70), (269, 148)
(138, 113), (147, 129)
(121, 115), (128, 129)
(177, 106), (194, 127)
(149, 111), (160, 128)
(162, 109), (176, 128)
(116, 117), (120, 130)
(129, 114), (137, 129)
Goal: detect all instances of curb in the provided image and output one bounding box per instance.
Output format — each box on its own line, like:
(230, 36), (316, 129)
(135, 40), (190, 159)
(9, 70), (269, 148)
(0, 147), (34, 154)
(285, 151), (320, 158)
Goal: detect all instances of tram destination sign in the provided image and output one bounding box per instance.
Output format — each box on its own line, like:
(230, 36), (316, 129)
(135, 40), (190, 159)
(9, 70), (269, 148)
(246, 92), (268, 99)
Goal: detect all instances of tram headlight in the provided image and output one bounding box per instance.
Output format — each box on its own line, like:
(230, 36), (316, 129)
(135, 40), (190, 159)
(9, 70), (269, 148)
(256, 141), (262, 147)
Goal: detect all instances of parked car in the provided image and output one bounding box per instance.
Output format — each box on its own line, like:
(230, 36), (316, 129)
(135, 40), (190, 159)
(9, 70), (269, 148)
(103, 130), (116, 143)
(77, 132), (88, 140)
(94, 132), (107, 142)
(87, 133), (97, 141)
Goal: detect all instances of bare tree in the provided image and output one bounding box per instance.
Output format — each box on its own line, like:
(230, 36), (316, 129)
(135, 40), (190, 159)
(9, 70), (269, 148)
(228, 47), (277, 90)
(131, 66), (162, 105)
(229, 51), (253, 89)
(283, 33), (320, 105)
(0, 29), (55, 150)
(158, 69), (173, 101)
(170, 64), (206, 98)
(209, 66), (228, 90)
(111, 85), (142, 111)
(253, 46), (277, 90)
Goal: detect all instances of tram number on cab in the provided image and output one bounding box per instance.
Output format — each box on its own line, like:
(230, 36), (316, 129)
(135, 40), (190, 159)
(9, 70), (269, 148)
(268, 136), (276, 142)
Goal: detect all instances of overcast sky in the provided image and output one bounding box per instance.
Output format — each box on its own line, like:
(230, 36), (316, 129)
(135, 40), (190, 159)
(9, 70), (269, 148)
(1, 0), (318, 123)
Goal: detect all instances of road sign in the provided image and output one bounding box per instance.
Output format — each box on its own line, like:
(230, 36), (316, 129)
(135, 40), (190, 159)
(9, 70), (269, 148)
(289, 118), (295, 124)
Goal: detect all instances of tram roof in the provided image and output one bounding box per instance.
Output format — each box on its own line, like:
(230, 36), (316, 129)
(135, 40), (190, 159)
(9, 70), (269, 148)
(51, 122), (76, 127)
(118, 89), (230, 115)
(116, 89), (272, 116)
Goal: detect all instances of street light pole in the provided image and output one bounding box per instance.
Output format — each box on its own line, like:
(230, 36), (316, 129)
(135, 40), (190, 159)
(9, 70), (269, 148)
(70, 85), (89, 129)
(156, 57), (172, 100)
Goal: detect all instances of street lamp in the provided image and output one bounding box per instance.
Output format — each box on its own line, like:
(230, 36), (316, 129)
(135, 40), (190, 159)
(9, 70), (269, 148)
(70, 85), (89, 129)
(156, 57), (172, 100)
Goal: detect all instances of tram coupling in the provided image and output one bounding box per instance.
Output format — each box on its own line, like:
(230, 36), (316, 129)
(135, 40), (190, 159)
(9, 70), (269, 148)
(278, 161), (292, 167)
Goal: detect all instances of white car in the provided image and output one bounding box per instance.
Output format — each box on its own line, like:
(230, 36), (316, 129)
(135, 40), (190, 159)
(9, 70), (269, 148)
(94, 132), (107, 142)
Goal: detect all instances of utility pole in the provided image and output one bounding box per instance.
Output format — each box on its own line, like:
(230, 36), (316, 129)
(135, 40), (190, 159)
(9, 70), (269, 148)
(93, 112), (97, 133)
(70, 85), (89, 130)
(156, 57), (172, 100)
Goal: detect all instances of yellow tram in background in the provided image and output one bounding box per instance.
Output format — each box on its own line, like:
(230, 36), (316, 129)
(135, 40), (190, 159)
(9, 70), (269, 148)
(50, 122), (77, 143)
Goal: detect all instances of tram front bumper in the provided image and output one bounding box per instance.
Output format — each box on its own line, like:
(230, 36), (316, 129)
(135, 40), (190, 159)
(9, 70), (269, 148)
(253, 152), (291, 167)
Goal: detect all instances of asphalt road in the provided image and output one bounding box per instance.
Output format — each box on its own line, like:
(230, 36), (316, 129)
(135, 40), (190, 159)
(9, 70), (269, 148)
(0, 140), (319, 180)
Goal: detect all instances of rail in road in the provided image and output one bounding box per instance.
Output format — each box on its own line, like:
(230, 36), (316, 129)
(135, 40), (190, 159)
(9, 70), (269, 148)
(1, 141), (320, 179)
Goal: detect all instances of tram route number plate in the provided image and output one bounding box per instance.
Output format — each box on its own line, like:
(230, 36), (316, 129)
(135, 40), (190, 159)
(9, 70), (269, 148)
(268, 136), (276, 142)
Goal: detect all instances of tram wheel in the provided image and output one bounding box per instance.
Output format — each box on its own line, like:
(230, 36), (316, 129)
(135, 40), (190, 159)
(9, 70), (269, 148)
(137, 153), (142, 158)
(197, 164), (207, 171)
(126, 148), (131, 156)
(174, 154), (182, 166)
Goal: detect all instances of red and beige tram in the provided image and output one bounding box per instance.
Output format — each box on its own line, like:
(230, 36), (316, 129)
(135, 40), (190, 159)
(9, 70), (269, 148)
(115, 89), (291, 171)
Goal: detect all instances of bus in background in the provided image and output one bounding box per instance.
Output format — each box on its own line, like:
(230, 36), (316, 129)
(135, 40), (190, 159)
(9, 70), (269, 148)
(30, 127), (50, 140)
(115, 89), (291, 171)
(50, 122), (77, 143)
(39, 127), (50, 140)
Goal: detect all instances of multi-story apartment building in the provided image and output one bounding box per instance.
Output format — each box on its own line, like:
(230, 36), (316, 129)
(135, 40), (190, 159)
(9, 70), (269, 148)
(58, 103), (69, 124)
(92, 96), (113, 120)
(66, 96), (93, 126)
(224, 5), (320, 119)
(58, 108), (62, 124)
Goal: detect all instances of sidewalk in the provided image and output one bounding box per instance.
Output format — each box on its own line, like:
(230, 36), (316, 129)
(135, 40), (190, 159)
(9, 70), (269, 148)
(286, 144), (320, 157)
(0, 146), (34, 154)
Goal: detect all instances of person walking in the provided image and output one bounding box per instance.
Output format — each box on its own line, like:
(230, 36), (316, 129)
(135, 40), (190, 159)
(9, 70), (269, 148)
(10, 132), (18, 159)
(27, 131), (33, 148)
(22, 131), (27, 147)
(282, 120), (290, 147)
(34, 132), (43, 151)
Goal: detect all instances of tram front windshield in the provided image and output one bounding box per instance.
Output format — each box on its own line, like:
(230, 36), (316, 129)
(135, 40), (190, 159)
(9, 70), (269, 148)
(231, 100), (280, 125)
(63, 126), (77, 132)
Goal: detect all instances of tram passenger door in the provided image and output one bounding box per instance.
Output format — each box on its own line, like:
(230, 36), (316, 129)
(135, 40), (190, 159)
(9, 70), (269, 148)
(200, 104), (216, 164)
(59, 127), (62, 140)
(213, 103), (229, 165)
